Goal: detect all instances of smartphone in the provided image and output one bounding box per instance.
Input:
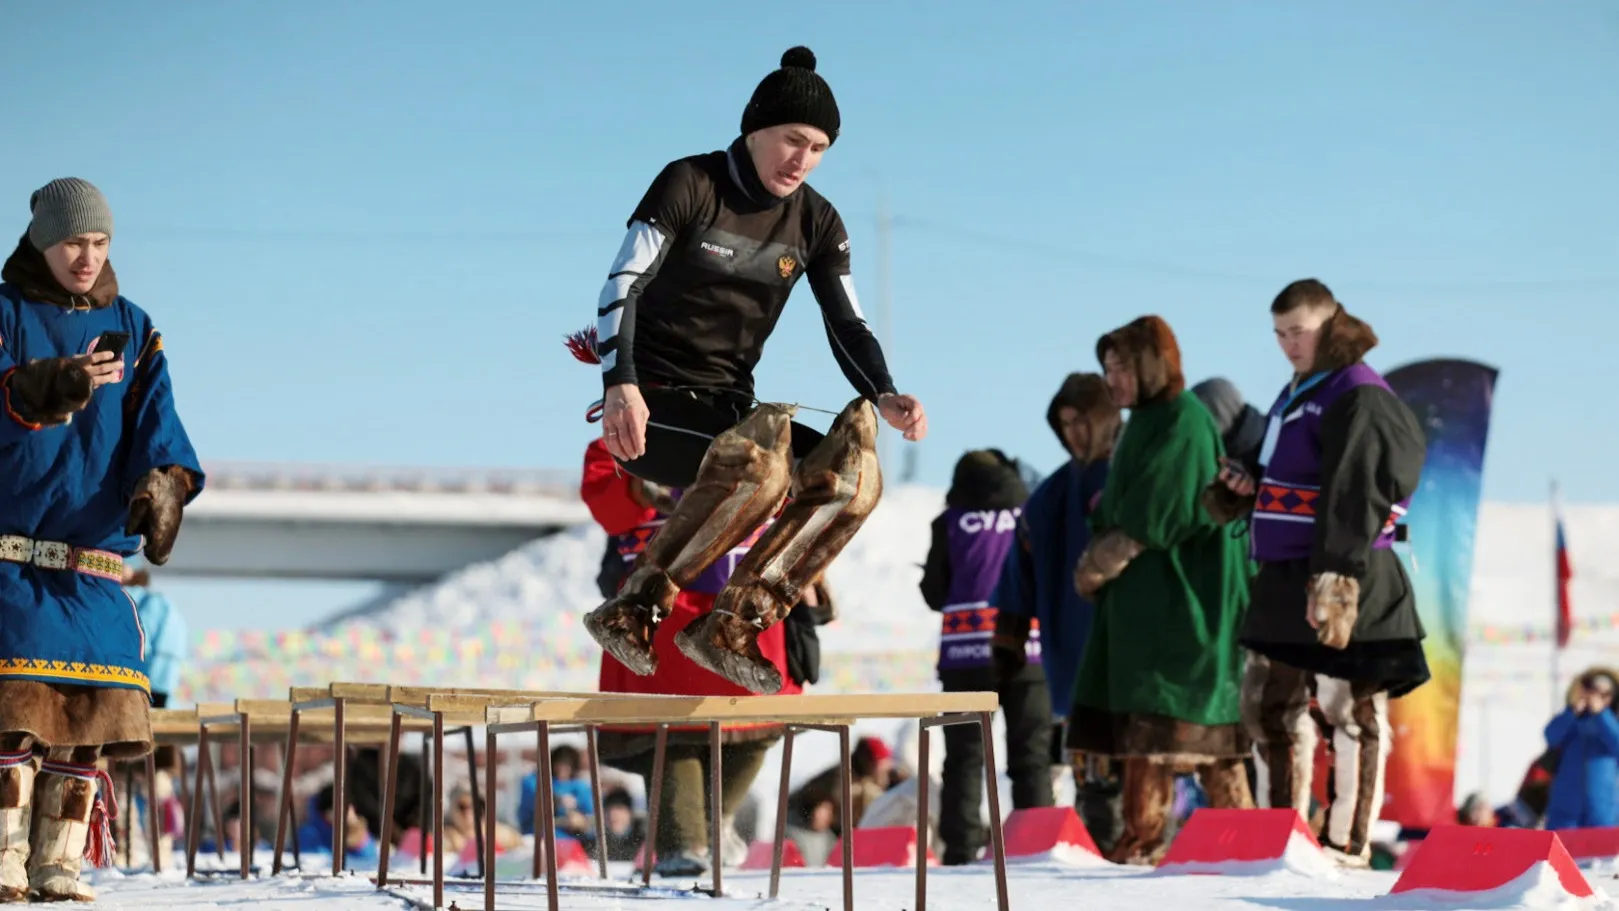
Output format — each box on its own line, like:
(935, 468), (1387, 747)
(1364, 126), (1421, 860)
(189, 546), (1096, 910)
(93, 330), (131, 360)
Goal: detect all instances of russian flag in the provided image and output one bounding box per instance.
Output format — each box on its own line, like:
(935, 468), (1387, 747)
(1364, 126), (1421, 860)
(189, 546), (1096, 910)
(1555, 504), (1574, 649)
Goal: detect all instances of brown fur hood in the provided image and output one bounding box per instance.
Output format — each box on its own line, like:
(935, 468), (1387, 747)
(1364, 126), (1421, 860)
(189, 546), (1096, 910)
(1046, 372), (1120, 462)
(1310, 305), (1379, 373)
(1095, 315), (1185, 406)
(0, 233), (119, 310)
(1564, 666), (1619, 707)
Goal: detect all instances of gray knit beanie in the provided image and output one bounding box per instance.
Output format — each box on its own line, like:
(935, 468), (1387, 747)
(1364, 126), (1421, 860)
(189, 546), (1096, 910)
(27, 178), (114, 252)
(1191, 377), (1245, 437)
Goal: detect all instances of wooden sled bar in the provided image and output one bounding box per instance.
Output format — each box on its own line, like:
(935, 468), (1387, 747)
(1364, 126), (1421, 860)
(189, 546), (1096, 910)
(360, 684), (626, 908)
(113, 707), (206, 876)
(174, 696), (422, 882)
(476, 691), (1009, 911)
(270, 687), (437, 878)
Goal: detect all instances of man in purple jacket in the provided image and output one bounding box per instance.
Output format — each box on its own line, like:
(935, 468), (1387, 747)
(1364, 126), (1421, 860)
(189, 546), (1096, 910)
(1204, 278), (1429, 867)
(920, 449), (1051, 865)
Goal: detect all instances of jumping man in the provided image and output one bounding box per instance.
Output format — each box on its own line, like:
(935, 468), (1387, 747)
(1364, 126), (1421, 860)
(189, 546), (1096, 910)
(574, 47), (927, 694)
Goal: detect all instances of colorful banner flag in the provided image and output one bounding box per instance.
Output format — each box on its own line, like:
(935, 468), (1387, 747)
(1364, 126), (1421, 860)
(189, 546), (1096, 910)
(1381, 358), (1499, 830)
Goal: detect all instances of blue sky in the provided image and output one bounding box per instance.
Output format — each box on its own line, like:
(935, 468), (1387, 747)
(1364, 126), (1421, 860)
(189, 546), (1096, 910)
(3, 1), (1616, 629)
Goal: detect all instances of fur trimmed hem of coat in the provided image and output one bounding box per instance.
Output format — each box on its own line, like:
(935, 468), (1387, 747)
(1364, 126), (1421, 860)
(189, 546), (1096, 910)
(0, 680), (151, 760)
(1241, 638), (1432, 699)
(1065, 704), (1250, 763)
(597, 724), (785, 763)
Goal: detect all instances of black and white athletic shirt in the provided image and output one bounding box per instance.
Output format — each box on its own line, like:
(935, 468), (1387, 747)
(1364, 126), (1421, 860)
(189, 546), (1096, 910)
(594, 138), (897, 404)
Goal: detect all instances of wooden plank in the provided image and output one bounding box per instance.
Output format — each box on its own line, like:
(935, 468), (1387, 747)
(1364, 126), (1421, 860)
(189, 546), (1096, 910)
(288, 687), (328, 702)
(151, 709), (198, 725)
(484, 705), (536, 725)
(235, 699), (294, 718)
(391, 686), (600, 708)
(522, 692), (998, 725)
(328, 682), (391, 702)
(154, 725), (416, 746)
(150, 709), (199, 737)
(423, 692), (608, 714)
(195, 701), (236, 719)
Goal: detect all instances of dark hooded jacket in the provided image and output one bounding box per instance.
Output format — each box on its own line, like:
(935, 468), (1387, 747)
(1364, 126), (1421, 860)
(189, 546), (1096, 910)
(989, 373), (1120, 713)
(1210, 306), (1430, 697)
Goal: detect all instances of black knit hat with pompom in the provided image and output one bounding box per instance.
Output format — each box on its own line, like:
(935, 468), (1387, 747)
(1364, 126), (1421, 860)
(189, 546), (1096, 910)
(740, 46), (840, 144)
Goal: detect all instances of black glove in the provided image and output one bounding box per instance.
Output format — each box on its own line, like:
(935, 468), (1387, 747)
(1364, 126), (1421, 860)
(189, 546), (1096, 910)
(992, 642), (1026, 687)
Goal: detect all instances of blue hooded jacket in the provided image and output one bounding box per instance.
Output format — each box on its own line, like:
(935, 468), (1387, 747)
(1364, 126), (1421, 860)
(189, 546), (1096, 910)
(991, 372), (1119, 714)
(1544, 702), (1619, 829)
(126, 585), (187, 698)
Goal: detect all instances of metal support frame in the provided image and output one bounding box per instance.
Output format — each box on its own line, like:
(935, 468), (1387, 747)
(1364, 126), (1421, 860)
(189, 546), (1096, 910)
(107, 751), (163, 874)
(168, 688), (1013, 911)
(469, 708), (1012, 911)
(914, 711), (1010, 911)
(184, 708), (253, 880)
(373, 704), (612, 910)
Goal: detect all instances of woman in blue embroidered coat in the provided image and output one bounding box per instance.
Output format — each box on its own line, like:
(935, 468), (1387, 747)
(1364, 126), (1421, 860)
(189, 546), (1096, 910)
(0, 179), (203, 901)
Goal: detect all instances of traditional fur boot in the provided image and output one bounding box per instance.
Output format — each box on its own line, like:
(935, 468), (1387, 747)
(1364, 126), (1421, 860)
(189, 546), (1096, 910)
(1070, 753), (1123, 858)
(0, 750), (35, 902)
(1242, 652), (1316, 815)
(1107, 758), (1174, 865)
(1317, 678), (1391, 865)
(1196, 758), (1255, 810)
(28, 757), (114, 903)
(583, 404), (796, 675)
(675, 397), (882, 694)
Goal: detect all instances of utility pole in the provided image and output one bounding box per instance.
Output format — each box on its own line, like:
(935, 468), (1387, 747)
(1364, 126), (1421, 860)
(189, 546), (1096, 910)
(1551, 477), (1562, 713)
(875, 181), (897, 475)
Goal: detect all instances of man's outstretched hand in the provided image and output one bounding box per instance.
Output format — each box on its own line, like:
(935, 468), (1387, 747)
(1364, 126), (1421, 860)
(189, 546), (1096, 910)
(601, 383), (650, 462)
(877, 393), (927, 441)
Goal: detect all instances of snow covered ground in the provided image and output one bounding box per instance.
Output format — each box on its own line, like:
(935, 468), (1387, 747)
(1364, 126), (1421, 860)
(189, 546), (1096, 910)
(273, 486), (1619, 809)
(105, 485), (1619, 909)
(84, 855), (1619, 910)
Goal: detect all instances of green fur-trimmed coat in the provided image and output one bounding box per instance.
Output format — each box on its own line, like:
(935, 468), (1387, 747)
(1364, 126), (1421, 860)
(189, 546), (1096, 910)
(1066, 389), (1252, 762)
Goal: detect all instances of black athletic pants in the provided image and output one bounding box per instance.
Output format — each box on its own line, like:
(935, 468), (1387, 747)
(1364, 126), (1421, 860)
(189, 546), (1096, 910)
(937, 664), (1054, 864)
(616, 387), (825, 489)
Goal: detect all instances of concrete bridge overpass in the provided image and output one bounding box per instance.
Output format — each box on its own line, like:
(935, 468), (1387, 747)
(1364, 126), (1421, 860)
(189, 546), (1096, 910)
(161, 461), (591, 583)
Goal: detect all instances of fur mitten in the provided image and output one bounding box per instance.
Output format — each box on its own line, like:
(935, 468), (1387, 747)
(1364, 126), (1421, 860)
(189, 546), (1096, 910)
(1074, 530), (1144, 597)
(1201, 481), (1256, 525)
(4, 357), (92, 426)
(126, 466), (195, 564)
(1308, 572), (1359, 649)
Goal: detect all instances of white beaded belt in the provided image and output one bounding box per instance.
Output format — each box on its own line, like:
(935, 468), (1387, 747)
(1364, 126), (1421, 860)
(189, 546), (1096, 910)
(0, 535), (124, 581)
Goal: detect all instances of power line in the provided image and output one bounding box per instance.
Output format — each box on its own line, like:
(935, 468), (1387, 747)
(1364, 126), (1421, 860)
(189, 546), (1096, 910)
(890, 216), (1619, 293)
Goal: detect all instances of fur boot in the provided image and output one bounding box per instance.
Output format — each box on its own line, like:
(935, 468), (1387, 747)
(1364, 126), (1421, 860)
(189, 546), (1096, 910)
(1196, 758), (1254, 809)
(674, 397), (882, 694)
(1241, 652), (1316, 815)
(1317, 677), (1391, 862)
(1107, 758), (1174, 865)
(1070, 753), (1123, 858)
(583, 404), (796, 675)
(28, 755), (112, 903)
(0, 750), (35, 902)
